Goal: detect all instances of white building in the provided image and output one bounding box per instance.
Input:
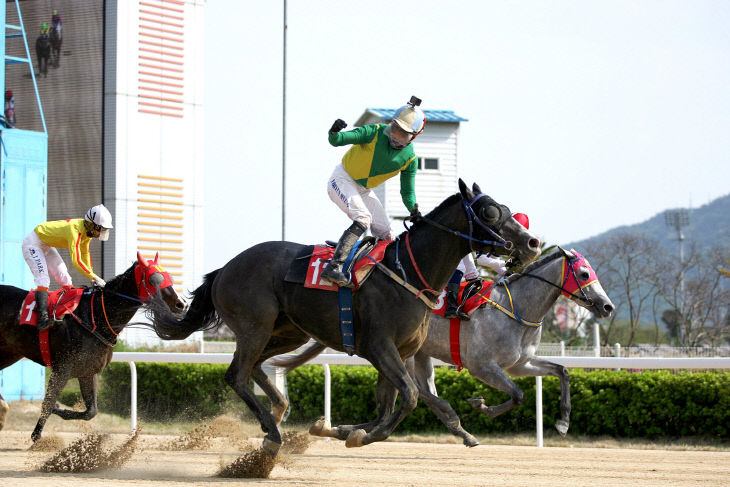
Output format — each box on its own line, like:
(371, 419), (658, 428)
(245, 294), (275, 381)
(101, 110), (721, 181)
(105, 0), (205, 348)
(354, 108), (468, 236)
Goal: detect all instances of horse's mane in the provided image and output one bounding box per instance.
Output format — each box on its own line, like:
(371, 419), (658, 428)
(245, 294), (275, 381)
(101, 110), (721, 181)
(394, 193), (462, 241)
(103, 261), (137, 290)
(505, 250), (563, 284)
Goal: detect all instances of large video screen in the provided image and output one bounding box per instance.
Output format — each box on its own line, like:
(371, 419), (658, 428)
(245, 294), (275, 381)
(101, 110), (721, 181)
(5, 0), (103, 286)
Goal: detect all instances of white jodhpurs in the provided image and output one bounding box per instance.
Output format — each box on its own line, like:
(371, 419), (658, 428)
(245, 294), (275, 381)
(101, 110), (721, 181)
(22, 231), (73, 289)
(457, 255), (479, 281)
(327, 164), (394, 240)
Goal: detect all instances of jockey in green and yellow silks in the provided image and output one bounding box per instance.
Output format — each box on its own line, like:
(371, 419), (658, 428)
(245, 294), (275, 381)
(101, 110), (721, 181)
(322, 96), (426, 287)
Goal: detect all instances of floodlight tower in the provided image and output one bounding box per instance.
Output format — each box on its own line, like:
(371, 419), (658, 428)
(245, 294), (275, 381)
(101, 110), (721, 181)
(664, 209), (690, 341)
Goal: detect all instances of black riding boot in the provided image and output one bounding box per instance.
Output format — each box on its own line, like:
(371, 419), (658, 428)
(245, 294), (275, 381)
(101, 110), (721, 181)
(321, 222), (366, 287)
(444, 282), (470, 321)
(35, 289), (53, 332)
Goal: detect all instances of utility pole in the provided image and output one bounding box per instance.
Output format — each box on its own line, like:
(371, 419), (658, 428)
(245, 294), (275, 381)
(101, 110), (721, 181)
(664, 209), (689, 342)
(281, 0), (287, 241)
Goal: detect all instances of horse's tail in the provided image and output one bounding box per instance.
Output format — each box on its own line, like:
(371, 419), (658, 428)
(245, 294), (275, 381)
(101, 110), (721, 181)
(144, 269), (222, 340)
(268, 339), (327, 373)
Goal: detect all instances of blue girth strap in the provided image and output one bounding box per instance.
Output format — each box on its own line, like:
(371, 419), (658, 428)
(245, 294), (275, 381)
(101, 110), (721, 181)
(337, 238), (363, 356)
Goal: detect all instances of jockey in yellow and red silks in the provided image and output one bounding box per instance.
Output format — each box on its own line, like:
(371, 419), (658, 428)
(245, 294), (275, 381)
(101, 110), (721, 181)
(22, 204), (113, 331)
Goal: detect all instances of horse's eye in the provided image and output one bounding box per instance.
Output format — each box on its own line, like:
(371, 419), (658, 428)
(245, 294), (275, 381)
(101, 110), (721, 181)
(577, 267), (590, 282)
(149, 273), (164, 287)
(480, 205), (500, 224)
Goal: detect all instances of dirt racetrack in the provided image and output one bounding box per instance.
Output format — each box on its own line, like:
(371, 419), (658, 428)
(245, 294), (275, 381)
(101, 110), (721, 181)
(1, 431), (729, 486)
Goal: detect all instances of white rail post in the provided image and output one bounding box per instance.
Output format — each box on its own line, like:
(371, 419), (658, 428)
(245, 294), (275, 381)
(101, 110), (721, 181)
(130, 361), (137, 435)
(323, 363), (331, 426)
(560, 340), (565, 356)
(614, 343), (621, 372)
(593, 323), (600, 357)
(536, 376), (543, 447)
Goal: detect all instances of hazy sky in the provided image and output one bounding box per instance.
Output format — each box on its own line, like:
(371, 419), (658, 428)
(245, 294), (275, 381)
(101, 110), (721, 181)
(204, 1), (730, 271)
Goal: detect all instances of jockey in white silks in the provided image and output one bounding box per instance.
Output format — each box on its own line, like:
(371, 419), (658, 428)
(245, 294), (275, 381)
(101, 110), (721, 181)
(445, 212), (531, 320)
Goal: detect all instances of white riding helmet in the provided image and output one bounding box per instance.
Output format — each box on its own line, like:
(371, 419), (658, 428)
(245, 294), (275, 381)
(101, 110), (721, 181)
(85, 204), (113, 241)
(392, 98), (426, 136)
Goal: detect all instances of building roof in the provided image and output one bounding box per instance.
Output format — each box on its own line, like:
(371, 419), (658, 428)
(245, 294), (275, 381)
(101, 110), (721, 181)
(356, 108), (468, 126)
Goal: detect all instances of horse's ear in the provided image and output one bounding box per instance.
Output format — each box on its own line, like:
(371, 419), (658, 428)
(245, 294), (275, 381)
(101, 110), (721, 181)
(472, 182), (483, 195)
(458, 178), (473, 200)
(137, 251), (149, 268)
(558, 246), (574, 259)
(154, 252), (159, 264)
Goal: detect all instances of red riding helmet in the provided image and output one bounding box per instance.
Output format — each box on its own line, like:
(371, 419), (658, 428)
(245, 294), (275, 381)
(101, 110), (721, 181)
(513, 213), (530, 229)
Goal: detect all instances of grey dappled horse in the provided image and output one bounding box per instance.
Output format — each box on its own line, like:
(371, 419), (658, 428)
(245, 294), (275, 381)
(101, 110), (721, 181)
(272, 248), (614, 447)
(143, 180), (542, 456)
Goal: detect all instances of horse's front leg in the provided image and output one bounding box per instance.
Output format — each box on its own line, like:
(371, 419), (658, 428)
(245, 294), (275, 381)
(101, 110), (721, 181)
(251, 365), (288, 426)
(52, 374), (98, 421)
(466, 360), (523, 419)
(310, 372), (397, 440)
(32, 369), (71, 442)
(342, 341), (418, 448)
(411, 353), (479, 447)
(506, 358), (571, 435)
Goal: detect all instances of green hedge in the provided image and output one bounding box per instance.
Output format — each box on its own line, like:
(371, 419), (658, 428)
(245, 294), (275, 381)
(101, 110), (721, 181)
(98, 363), (239, 420)
(96, 363), (729, 438)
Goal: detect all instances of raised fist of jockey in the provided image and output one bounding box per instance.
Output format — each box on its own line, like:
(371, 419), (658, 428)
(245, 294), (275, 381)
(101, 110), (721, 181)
(330, 119), (347, 133)
(91, 276), (106, 288)
(409, 204), (422, 222)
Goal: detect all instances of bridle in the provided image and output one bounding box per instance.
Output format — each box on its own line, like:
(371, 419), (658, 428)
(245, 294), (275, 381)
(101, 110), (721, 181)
(407, 194), (513, 254)
(381, 193), (516, 305)
(68, 260), (176, 346)
(514, 253), (598, 307)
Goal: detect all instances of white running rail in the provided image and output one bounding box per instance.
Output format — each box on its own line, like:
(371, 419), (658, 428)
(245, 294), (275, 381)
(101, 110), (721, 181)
(111, 352), (730, 445)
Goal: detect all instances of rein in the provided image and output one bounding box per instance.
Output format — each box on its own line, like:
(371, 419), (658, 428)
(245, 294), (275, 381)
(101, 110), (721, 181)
(477, 282), (542, 328)
(366, 255), (438, 309)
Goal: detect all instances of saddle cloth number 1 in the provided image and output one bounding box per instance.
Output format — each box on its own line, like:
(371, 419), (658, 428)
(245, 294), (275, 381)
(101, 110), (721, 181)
(305, 246), (338, 291)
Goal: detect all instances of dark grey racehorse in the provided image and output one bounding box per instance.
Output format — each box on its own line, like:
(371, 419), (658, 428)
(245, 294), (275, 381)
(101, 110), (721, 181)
(35, 34), (51, 77)
(272, 248), (614, 446)
(143, 180), (542, 456)
(0, 253), (185, 442)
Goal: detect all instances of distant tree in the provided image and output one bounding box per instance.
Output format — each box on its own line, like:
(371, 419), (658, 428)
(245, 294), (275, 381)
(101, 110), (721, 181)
(652, 244), (730, 346)
(585, 233), (664, 346)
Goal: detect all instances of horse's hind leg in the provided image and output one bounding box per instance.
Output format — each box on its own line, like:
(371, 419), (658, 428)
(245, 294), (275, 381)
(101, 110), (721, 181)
(31, 369), (71, 442)
(506, 358), (571, 435)
(52, 375), (98, 421)
(466, 360), (523, 419)
(410, 353), (479, 447)
(225, 344), (283, 456)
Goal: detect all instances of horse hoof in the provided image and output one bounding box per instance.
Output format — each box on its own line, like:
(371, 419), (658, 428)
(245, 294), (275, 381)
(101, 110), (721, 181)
(262, 436), (281, 457)
(309, 418), (331, 437)
(463, 435), (480, 448)
(467, 396), (485, 409)
(555, 420), (569, 436)
(345, 429), (367, 448)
